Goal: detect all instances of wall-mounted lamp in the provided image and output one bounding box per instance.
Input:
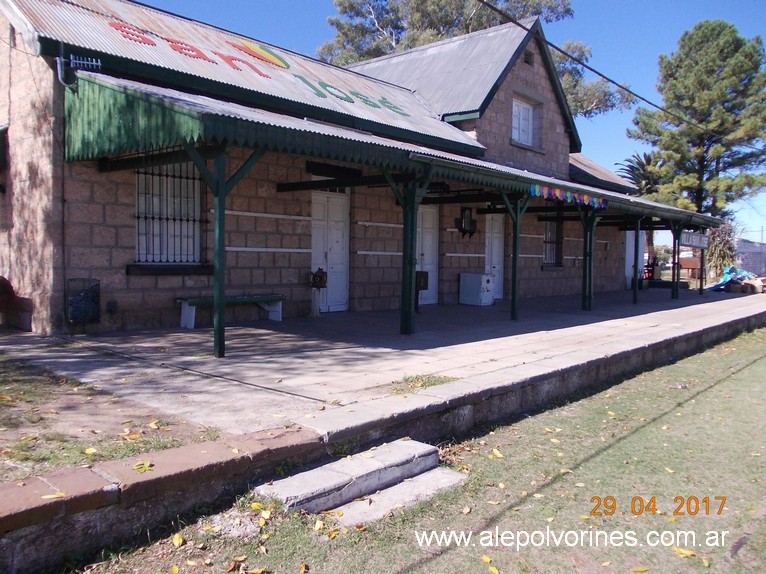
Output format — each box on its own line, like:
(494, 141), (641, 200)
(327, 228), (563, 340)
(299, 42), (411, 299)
(456, 207), (477, 238)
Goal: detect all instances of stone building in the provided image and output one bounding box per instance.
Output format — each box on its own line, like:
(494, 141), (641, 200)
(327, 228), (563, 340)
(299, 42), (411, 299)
(0, 0), (717, 355)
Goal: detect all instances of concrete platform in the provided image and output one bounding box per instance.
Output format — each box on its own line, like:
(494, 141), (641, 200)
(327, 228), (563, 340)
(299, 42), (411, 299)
(1, 289), (765, 573)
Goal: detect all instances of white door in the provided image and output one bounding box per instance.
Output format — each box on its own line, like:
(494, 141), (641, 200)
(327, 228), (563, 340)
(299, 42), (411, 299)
(312, 190), (349, 312)
(485, 214), (505, 300)
(416, 205), (439, 305)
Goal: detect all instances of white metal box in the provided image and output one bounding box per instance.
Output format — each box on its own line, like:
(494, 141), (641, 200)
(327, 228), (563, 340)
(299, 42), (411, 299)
(459, 273), (494, 306)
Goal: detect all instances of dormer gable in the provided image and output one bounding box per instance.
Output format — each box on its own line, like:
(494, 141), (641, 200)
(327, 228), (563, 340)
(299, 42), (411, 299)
(349, 19), (581, 154)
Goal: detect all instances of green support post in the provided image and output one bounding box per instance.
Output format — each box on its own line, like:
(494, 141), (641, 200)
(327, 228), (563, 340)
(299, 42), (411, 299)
(577, 207), (600, 311)
(384, 168), (431, 335)
(212, 156), (227, 358)
(186, 144), (265, 358)
(500, 193), (529, 320)
(670, 221), (685, 300)
(633, 216), (643, 305)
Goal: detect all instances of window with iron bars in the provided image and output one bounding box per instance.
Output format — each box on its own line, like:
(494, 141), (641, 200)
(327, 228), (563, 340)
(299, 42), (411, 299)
(543, 214), (563, 266)
(135, 162), (204, 264)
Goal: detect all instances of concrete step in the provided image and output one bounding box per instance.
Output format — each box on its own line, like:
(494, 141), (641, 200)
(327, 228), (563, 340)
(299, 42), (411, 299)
(256, 438), (439, 514)
(332, 467), (467, 527)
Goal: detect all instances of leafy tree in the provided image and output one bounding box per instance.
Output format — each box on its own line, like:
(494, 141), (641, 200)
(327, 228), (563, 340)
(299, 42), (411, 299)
(553, 40), (634, 119)
(707, 221), (738, 278)
(318, 0), (634, 118)
(628, 20), (766, 217)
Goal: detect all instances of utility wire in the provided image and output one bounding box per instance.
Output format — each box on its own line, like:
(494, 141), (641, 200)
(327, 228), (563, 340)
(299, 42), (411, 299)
(475, 0), (763, 153)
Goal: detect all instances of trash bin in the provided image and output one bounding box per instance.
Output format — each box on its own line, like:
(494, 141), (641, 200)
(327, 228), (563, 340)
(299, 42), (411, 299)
(66, 278), (100, 324)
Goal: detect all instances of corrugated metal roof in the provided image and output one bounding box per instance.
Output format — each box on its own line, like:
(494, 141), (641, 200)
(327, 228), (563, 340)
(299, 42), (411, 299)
(65, 71), (470, 168)
(66, 72), (719, 228)
(569, 153), (636, 195)
(7, 0), (482, 153)
(407, 151), (720, 228)
(350, 21), (533, 118)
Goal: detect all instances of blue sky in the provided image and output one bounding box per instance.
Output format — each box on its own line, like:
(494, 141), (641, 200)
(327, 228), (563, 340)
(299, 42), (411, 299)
(141, 0), (765, 242)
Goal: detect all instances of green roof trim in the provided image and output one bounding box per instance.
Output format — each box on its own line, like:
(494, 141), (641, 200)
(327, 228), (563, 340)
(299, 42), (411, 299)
(65, 75), (205, 161)
(65, 74), (423, 171)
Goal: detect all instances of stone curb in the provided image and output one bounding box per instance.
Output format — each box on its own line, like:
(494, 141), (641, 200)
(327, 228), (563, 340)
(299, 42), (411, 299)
(0, 308), (764, 573)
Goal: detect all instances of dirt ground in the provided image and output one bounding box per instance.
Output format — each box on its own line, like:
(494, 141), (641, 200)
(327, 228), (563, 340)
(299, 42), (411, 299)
(0, 355), (215, 482)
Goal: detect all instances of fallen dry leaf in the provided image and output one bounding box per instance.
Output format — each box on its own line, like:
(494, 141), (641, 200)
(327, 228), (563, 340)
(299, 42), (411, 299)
(172, 533), (185, 548)
(630, 568), (649, 573)
(299, 562), (310, 573)
(492, 448), (504, 458)
(672, 546), (695, 558)
(132, 460), (154, 474)
(482, 555), (492, 564)
(41, 491), (66, 500)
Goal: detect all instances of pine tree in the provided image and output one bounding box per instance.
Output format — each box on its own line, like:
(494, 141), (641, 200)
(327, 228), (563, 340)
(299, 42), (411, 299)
(628, 20), (766, 217)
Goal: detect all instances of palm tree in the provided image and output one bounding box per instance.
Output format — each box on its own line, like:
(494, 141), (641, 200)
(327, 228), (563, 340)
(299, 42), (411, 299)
(617, 152), (667, 263)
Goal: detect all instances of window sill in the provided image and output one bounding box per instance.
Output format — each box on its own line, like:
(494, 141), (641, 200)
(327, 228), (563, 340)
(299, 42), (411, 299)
(541, 264), (564, 271)
(126, 264), (214, 276)
(510, 140), (546, 155)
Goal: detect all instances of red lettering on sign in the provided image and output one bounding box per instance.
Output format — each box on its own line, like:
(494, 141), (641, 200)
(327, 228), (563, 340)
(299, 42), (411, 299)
(166, 39), (217, 64)
(213, 52), (270, 78)
(109, 22), (156, 46)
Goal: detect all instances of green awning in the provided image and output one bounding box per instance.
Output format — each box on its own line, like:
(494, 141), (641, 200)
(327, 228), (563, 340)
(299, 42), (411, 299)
(65, 72), (455, 172)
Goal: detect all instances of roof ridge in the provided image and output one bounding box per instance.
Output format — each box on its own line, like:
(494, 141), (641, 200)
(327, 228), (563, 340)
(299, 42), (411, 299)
(348, 18), (537, 69)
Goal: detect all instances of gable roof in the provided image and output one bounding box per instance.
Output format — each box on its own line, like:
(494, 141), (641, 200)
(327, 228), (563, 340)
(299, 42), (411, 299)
(569, 153), (636, 195)
(349, 19), (581, 152)
(1, 0), (483, 156)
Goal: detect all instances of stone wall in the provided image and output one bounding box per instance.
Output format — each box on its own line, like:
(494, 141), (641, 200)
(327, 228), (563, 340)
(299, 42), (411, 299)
(0, 16), (63, 333)
(62, 150), (316, 331)
(49, 152), (627, 332)
(470, 37), (571, 179)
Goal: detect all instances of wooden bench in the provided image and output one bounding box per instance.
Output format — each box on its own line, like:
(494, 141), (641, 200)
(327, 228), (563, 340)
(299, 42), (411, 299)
(176, 294), (286, 329)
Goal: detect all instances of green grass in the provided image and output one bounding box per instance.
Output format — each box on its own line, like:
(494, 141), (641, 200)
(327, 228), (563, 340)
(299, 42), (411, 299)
(392, 374), (459, 395)
(0, 354), (217, 481)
